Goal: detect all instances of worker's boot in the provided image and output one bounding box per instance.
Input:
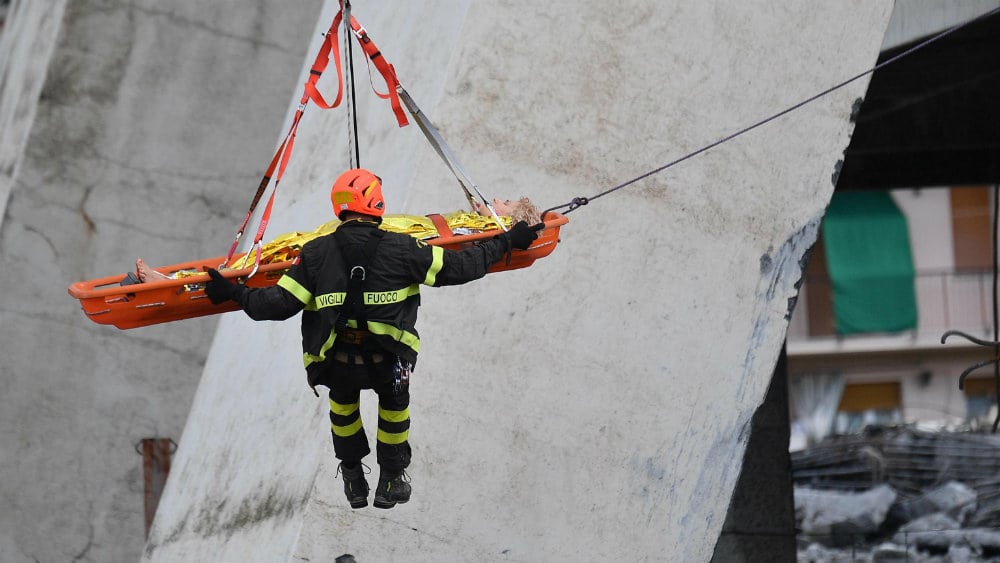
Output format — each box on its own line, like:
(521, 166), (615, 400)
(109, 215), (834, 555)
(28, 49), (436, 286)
(338, 462), (369, 509)
(373, 468), (411, 509)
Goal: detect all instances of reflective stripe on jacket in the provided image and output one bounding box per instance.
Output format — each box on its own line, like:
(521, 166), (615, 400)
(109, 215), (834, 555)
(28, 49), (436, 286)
(235, 219), (509, 376)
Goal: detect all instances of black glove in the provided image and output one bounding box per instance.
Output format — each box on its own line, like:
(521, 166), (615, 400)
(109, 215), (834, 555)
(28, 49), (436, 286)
(204, 268), (242, 305)
(503, 221), (541, 251)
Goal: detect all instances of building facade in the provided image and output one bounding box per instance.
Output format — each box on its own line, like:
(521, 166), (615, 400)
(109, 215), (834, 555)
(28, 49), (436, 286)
(787, 185), (1000, 448)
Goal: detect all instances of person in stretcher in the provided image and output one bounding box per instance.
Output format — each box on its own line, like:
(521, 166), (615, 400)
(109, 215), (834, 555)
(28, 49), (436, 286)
(124, 196), (541, 283)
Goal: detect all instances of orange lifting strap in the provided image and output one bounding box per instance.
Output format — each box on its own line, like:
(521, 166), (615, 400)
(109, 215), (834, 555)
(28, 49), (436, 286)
(225, 6), (408, 276)
(68, 213), (567, 330)
(68, 6), (570, 330)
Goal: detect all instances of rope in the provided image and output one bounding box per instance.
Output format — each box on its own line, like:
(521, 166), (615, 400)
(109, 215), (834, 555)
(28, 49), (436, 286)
(344, 0), (361, 168)
(545, 6), (1000, 216)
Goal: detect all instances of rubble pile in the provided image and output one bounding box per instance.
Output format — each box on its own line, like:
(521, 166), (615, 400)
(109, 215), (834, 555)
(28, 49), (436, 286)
(792, 426), (1000, 562)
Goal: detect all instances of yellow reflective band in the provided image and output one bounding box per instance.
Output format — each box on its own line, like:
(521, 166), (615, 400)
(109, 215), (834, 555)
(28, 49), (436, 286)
(378, 406), (409, 423)
(377, 428), (409, 445)
(423, 246), (444, 286)
(333, 418), (364, 438)
(315, 292), (346, 309)
(277, 275), (312, 305)
(330, 400), (360, 416)
(366, 321), (420, 354)
(363, 285), (419, 306)
(303, 330), (338, 368)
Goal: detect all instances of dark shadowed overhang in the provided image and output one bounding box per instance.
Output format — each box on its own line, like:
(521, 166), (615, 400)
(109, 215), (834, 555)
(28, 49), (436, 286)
(837, 11), (1000, 190)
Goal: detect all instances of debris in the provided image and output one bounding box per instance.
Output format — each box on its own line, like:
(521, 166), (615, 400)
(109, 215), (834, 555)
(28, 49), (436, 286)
(793, 425), (1000, 561)
(796, 484), (897, 546)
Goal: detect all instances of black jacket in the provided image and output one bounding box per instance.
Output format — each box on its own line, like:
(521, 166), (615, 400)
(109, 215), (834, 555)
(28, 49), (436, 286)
(234, 218), (509, 377)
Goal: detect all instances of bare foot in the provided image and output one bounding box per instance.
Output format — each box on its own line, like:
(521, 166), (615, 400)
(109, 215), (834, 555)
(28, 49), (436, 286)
(136, 258), (170, 282)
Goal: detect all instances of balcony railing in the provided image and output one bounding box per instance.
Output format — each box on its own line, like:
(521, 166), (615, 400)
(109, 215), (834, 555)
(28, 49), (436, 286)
(788, 269), (996, 343)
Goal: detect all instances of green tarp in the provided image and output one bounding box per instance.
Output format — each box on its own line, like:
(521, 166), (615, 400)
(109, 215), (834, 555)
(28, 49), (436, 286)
(822, 191), (917, 335)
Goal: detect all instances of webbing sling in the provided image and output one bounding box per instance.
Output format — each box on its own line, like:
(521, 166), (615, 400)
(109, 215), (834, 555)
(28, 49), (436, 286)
(308, 8), (409, 127)
(224, 15), (343, 274)
(333, 227), (385, 336)
(225, 7), (407, 275)
(396, 87), (506, 230)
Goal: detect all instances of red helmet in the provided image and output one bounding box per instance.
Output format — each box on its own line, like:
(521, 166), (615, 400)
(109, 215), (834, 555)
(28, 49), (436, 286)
(330, 168), (385, 219)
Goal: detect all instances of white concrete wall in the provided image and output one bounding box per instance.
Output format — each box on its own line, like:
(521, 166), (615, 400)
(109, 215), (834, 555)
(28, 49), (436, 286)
(0, 0), (68, 225)
(0, 1), (321, 562)
(144, 1), (893, 562)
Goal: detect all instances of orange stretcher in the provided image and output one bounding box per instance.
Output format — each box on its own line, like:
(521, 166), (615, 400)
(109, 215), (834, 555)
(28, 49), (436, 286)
(67, 213), (568, 330)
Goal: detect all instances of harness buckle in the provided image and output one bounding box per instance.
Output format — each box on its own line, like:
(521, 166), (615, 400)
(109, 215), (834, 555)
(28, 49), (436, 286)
(352, 24), (367, 42)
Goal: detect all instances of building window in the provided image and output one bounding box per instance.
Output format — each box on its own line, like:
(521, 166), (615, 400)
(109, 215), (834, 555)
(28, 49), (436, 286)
(834, 382), (902, 434)
(963, 377), (997, 421)
(950, 186), (992, 272)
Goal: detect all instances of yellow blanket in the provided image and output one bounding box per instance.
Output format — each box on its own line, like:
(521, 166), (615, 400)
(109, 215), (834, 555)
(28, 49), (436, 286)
(226, 212), (512, 268)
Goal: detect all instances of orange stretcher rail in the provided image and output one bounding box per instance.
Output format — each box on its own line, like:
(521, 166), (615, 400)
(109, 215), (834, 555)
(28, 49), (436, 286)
(68, 213), (568, 330)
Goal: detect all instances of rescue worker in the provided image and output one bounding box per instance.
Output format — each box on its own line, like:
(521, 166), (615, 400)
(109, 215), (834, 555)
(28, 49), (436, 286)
(203, 168), (539, 509)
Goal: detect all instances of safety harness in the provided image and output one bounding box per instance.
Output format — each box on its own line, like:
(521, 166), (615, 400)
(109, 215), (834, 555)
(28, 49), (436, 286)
(329, 225), (411, 394)
(332, 226), (384, 361)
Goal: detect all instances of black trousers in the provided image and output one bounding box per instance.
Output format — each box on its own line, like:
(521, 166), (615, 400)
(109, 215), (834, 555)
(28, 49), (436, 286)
(319, 356), (411, 472)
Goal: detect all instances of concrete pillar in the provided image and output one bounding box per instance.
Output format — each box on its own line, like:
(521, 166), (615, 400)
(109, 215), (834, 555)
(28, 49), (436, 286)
(0, 1), (320, 561)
